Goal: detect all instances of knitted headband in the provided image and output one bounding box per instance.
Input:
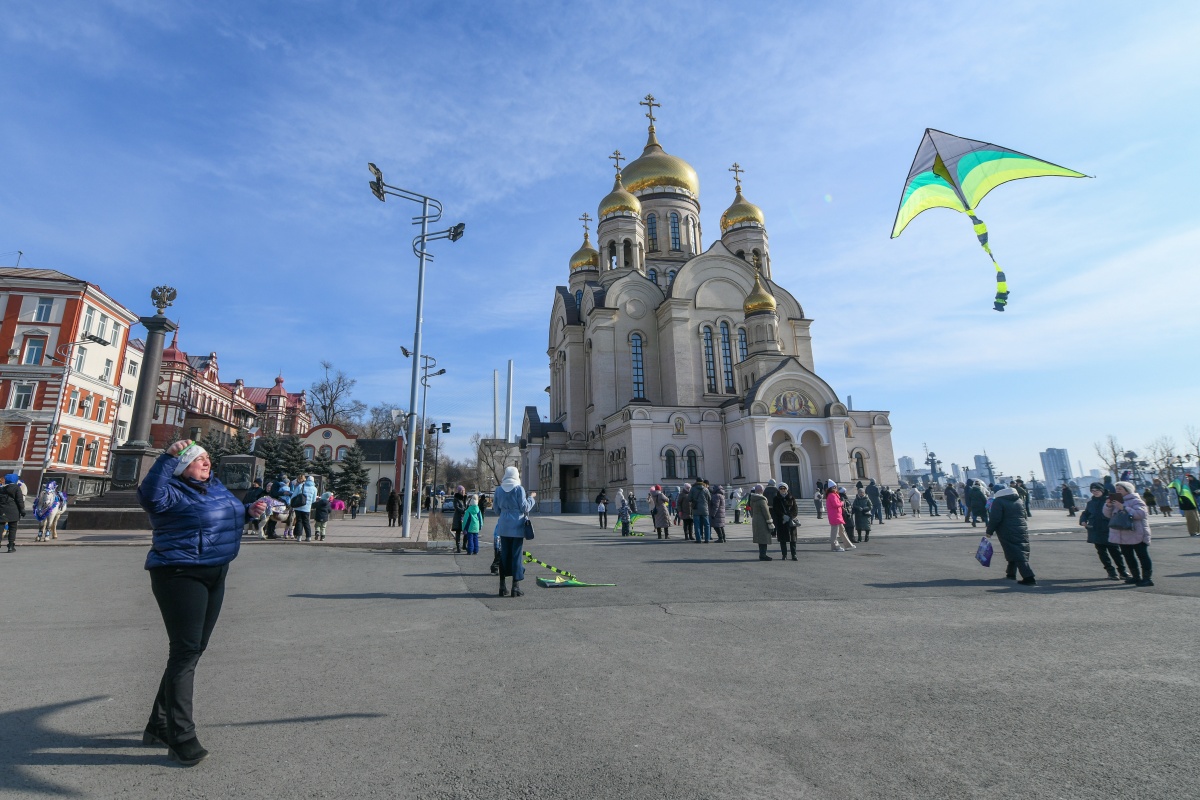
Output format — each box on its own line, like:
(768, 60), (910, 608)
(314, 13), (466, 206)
(173, 442), (209, 476)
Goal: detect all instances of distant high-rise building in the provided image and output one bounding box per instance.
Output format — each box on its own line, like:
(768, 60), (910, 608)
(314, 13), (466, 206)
(898, 456), (915, 474)
(951, 463), (961, 480)
(1040, 448), (1073, 487)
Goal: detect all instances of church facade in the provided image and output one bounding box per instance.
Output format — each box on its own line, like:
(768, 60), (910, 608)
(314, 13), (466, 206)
(520, 99), (898, 513)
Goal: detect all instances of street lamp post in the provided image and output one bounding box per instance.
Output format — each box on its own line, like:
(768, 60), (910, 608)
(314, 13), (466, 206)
(414, 364), (446, 518)
(367, 163), (464, 538)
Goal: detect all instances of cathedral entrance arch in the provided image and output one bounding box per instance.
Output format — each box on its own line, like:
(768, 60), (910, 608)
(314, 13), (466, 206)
(772, 443), (812, 499)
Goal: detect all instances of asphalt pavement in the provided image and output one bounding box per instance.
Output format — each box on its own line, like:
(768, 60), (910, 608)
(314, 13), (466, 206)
(2, 515), (1198, 799)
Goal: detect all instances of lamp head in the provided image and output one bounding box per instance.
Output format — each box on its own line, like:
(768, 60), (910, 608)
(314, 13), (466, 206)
(428, 424), (437, 434)
(448, 222), (465, 242)
(370, 180), (386, 202)
(400, 346), (412, 357)
(368, 162), (383, 181)
(434, 368), (446, 376)
(441, 422), (451, 433)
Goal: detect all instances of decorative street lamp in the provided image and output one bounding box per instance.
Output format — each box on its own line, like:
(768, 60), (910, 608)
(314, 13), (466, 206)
(368, 163), (464, 538)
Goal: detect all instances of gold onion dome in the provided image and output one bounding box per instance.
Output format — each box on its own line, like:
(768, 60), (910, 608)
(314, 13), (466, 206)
(598, 173), (641, 218)
(620, 128), (700, 196)
(720, 189), (765, 233)
(570, 232), (599, 271)
(743, 273), (777, 315)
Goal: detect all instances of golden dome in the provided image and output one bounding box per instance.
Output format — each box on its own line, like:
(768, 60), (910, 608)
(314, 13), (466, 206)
(743, 273), (777, 315)
(720, 189), (765, 233)
(620, 128), (700, 196)
(570, 232), (599, 271)
(598, 173), (641, 218)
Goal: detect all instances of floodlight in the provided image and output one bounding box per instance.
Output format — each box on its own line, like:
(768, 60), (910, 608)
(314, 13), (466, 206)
(370, 180), (386, 202)
(368, 162), (383, 181)
(448, 222), (465, 242)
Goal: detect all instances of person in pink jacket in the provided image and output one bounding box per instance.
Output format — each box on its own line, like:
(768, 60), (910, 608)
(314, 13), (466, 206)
(1104, 480), (1153, 587)
(825, 479), (856, 552)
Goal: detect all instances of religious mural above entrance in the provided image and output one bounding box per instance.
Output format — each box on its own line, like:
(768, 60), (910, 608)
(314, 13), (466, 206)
(769, 390), (817, 417)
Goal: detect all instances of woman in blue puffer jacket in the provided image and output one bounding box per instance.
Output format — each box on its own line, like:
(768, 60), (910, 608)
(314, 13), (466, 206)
(138, 440), (268, 767)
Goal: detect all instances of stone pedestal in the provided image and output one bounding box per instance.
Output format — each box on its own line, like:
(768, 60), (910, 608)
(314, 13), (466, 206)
(219, 454), (263, 501)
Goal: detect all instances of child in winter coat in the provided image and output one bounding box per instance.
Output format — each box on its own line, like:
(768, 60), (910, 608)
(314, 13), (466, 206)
(312, 492), (332, 541)
(617, 492), (632, 536)
(461, 494), (484, 555)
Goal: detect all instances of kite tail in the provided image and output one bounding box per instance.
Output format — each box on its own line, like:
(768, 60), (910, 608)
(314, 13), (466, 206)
(968, 213), (1009, 312)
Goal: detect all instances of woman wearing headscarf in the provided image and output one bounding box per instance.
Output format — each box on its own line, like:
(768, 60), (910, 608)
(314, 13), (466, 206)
(1105, 481), (1153, 586)
(678, 483), (693, 540)
(493, 466), (536, 597)
(1, 473), (25, 552)
(385, 490), (399, 527)
(451, 486), (467, 553)
(825, 480), (855, 552)
(771, 482), (799, 560)
(649, 485), (672, 538)
(851, 485), (874, 542)
(461, 494), (484, 555)
(985, 486), (1035, 585)
(747, 484), (775, 561)
(711, 484), (728, 543)
(138, 440), (269, 766)
(1079, 482), (1129, 580)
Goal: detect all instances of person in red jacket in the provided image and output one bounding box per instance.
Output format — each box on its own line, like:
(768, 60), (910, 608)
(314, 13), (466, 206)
(824, 479), (856, 552)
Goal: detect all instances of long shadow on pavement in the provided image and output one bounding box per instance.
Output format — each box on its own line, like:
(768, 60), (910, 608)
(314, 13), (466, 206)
(290, 592), (484, 600)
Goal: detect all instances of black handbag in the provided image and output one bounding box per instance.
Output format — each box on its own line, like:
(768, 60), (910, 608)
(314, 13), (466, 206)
(289, 492), (307, 509)
(523, 517), (535, 540)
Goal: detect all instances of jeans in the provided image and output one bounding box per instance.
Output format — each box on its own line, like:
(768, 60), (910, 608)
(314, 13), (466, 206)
(498, 536), (525, 581)
(293, 510), (312, 540)
(693, 516), (711, 542)
(927, 501), (939, 516)
(1093, 541), (1127, 574)
(871, 501), (883, 523)
(148, 564), (228, 744)
(465, 532), (479, 554)
(1119, 542), (1152, 580)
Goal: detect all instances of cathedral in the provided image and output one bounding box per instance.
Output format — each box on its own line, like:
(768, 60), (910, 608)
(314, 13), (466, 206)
(519, 97), (898, 513)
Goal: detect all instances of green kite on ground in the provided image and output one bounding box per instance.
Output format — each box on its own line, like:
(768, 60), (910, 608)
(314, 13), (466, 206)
(891, 129), (1088, 311)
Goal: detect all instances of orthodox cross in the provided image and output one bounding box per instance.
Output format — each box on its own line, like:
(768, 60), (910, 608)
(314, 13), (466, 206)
(579, 212), (592, 237)
(609, 149), (625, 174)
(729, 163), (744, 192)
(639, 94), (660, 127)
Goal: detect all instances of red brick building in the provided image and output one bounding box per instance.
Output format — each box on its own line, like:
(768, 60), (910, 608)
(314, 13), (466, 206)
(0, 268), (138, 496)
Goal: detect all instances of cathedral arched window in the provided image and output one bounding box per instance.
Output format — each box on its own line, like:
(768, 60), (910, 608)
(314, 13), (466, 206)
(731, 445), (744, 479)
(623, 239), (633, 268)
(646, 214), (658, 251)
(686, 216), (695, 253)
(667, 270), (676, 285)
(685, 449), (698, 479)
(608, 242), (617, 269)
(631, 333), (646, 400)
(737, 327), (748, 362)
(670, 213), (681, 250)
(752, 249), (762, 268)
(736, 250), (745, 260)
(575, 290), (583, 310)
(855, 452), (867, 480)
(719, 322), (735, 393)
(665, 450), (677, 479)
(648, 268), (657, 284)
(336, 446), (348, 461)
(702, 327), (717, 393)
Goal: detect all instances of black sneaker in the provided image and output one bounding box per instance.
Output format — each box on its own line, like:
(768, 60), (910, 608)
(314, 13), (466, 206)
(142, 725), (167, 747)
(167, 737), (208, 766)
(1124, 577), (1140, 584)
(1018, 577), (1037, 586)
(1136, 578), (1155, 587)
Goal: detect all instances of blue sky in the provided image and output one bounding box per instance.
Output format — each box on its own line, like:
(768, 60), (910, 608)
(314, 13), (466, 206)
(2, 1), (1197, 478)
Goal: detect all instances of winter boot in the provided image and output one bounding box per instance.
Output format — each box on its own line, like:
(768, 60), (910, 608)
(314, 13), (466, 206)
(1105, 567), (1118, 580)
(498, 578), (509, 597)
(511, 580), (524, 597)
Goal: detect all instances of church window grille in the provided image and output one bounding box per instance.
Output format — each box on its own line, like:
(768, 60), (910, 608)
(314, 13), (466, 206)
(685, 450), (698, 479)
(623, 240), (633, 268)
(575, 290), (583, 310)
(665, 451), (677, 478)
(719, 322), (734, 393)
(631, 334), (646, 400)
(647, 268), (657, 284)
(670, 213), (681, 250)
(702, 327), (717, 393)
(738, 328), (748, 362)
(647, 214), (658, 251)
(667, 270), (676, 285)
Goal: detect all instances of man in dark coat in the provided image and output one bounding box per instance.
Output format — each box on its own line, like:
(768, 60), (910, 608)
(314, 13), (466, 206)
(1061, 484), (1077, 517)
(967, 481), (989, 527)
(880, 486), (894, 519)
(1, 473), (26, 552)
(866, 479), (883, 524)
(986, 487), (1035, 585)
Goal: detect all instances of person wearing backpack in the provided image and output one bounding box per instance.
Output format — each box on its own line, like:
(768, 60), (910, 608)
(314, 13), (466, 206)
(290, 475), (317, 542)
(1079, 482), (1130, 580)
(1105, 481), (1153, 587)
(312, 491), (332, 542)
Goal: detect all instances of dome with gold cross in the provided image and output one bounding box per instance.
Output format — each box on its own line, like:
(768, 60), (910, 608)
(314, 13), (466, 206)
(720, 164), (765, 233)
(598, 172), (641, 219)
(618, 95), (700, 196)
(743, 273), (777, 315)
(569, 213), (599, 272)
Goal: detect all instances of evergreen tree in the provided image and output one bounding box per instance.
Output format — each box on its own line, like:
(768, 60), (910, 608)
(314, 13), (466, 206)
(280, 435), (309, 479)
(197, 430), (228, 461)
(309, 448), (337, 494)
(254, 435), (284, 479)
(226, 431), (252, 455)
(334, 444), (370, 501)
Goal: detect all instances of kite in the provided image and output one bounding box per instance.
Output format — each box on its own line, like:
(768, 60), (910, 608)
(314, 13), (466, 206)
(891, 129), (1088, 311)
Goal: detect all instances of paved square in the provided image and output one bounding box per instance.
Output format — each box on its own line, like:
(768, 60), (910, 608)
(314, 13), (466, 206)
(3, 515), (1198, 798)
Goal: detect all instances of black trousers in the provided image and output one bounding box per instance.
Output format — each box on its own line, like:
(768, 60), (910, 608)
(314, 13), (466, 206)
(148, 564), (228, 744)
(598, 512), (608, 528)
(293, 510), (312, 540)
(4, 518), (16, 547)
(683, 519), (694, 538)
(1093, 542), (1127, 573)
(1120, 543), (1152, 579)
(779, 538), (795, 557)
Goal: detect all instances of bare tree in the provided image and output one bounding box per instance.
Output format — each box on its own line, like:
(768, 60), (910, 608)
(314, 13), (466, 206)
(1094, 435), (1123, 479)
(1186, 425), (1200, 466)
(354, 403), (406, 438)
(309, 361), (367, 427)
(472, 432), (518, 489)
(1145, 436), (1178, 480)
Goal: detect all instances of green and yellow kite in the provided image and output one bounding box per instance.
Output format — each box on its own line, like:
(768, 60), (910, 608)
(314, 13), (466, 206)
(891, 129), (1088, 311)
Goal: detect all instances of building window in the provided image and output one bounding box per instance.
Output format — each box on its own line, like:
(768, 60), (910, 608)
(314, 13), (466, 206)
(336, 446), (348, 461)
(97, 314), (109, 341)
(111, 322), (121, 345)
(855, 452), (867, 479)
(608, 242), (617, 269)
(738, 328), (748, 362)
(631, 333), (645, 400)
(73, 437), (85, 465)
(647, 214), (658, 251)
(74, 347), (87, 372)
(10, 383), (34, 409)
(82, 306), (95, 334)
(319, 445), (332, 459)
(34, 297), (53, 322)
(685, 449), (698, 479)
(623, 240), (632, 268)
(667, 270), (676, 285)
(101, 359), (114, 382)
(189, 427), (201, 440)
(96, 398), (107, 421)
(752, 249), (762, 268)
(575, 289), (583, 310)
(647, 268), (657, 283)
(669, 213), (681, 250)
(702, 327), (717, 393)
(122, 389), (134, 406)
(58, 434), (71, 462)
(665, 451), (677, 479)
(303, 445), (315, 460)
(80, 395), (93, 417)
(719, 322), (734, 393)
(127, 360), (139, 377)
(23, 337), (46, 365)
(732, 446), (744, 478)
(116, 420), (128, 441)
(87, 441), (99, 467)
(68, 390), (79, 415)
